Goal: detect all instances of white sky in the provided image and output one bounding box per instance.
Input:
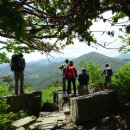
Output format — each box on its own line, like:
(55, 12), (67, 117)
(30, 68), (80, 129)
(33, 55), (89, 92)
(1, 11), (129, 62)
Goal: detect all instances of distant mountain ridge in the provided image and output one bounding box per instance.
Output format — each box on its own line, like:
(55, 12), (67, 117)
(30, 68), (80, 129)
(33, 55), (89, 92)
(73, 52), (127, 72)
(0, 52), (128, 90)
(115, 53), (130, 59)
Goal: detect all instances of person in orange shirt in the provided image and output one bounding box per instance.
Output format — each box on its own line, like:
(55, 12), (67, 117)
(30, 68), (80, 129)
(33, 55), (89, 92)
(65, 61), (77, 96)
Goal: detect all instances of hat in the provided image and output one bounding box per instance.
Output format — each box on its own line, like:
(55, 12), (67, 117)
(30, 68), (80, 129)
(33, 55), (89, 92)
(82, 68), (86, 73)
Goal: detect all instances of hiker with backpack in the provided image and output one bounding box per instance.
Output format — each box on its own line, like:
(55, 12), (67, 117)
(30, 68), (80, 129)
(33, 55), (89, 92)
(78, 68), (89, 96)
(11, 53), (26, 95)
(65, 60), (77, 96)
(102, 64), (113, 89)
(59, 59), (69, 93)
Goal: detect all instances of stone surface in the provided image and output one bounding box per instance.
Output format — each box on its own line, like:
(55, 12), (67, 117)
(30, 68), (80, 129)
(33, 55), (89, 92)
(70, 89), (118, 124)
(12, 116), (36, 128)
(16, 127), (25, 130)
(0, 91), (42, 117)
(10, 89), (119, 130)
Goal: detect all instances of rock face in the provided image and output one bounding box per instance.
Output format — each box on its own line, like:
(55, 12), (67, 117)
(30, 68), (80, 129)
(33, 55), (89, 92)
(0, 91), (42, 117)
(41, 102), (59, 112)
(53, 90), (69, 110)
(70, 89), (118, 124)
(10, 89), (119, 130)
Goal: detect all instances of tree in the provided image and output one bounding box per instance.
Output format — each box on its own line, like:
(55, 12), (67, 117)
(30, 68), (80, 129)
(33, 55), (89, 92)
(79, 61), (103, 85)
(0, 0), (130, 62)
(111, 62), (130, 104)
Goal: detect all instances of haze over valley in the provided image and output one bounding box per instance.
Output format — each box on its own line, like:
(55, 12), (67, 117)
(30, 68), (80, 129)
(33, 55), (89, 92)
(0, 52), (130, 90)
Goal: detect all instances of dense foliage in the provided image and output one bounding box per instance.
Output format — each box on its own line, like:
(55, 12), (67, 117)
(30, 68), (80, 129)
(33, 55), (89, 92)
(0, 76), (33, 96)
(111, 62), (130, 104)
(0, 98), (27, 130)
(0, 0), (130, 63)
(41, 80), (61, 103)
(79, 61), (104, 85)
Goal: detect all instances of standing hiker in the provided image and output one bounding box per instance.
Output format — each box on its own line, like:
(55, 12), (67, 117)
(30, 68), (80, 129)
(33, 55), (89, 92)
(65, 61), (77, 96)
(11, 53), (26, 95)
(78, 68), (89, 96)
(102, 64), (113, 89)
(59, 59), (69, 93)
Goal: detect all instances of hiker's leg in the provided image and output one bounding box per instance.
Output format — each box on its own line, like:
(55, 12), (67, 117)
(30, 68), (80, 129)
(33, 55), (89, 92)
(72, 78), (76, 95)
(84, 85), (89, 94)
(78, 85), (83, 96)
(14, 71), (19, 95)
(67, 78), (71, 95)
(104, 77), (108, 89)
(63, 77), (66, 93)
(20, 71), (24, 94)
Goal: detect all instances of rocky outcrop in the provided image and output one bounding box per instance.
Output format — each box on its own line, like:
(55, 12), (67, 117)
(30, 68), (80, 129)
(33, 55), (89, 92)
(10, 89), (119, 129)
(70, 89), (118, 124)
(0, 91), (42, 117)
(41, 102), (59, 112)
(11, 106), (69, 130)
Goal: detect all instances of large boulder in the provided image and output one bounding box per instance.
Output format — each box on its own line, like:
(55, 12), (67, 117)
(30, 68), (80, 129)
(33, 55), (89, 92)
(70, 89), (118, 124)
(0, 91), (42, 117)
(41, 102), (59, 112)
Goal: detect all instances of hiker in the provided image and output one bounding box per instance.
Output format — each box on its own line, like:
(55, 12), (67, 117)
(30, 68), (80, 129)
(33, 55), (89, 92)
(59, 59), (69, 93)
(102, 64), (113, 89)
(11, 53), (26, 95)
(65, 60), (77, 96)
(78, 68), (89, 96)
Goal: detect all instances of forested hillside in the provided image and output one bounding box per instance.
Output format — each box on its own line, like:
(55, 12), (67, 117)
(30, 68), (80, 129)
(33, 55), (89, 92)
(0, 52), (128, 90)
(73, 52), (128, 72)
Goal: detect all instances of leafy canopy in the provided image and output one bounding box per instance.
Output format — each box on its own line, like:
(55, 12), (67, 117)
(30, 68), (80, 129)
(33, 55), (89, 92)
(112, 62), (130, 104)
(0, 0), (130, 62)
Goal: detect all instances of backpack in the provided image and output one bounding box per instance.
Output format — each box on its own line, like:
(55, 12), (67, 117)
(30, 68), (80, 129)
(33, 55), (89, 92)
(11, 54), (25, 71)
(105, 68), (113, 77)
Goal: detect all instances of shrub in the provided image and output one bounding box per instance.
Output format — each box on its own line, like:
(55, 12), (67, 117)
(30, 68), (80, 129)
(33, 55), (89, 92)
(0, 98), (28, 130)
(42, 80), (61, 104)
(0, 98), (15, 129)
(0, 84), (14, 96)
(79, 61), (103, 86)
(111, 62), (130, 104)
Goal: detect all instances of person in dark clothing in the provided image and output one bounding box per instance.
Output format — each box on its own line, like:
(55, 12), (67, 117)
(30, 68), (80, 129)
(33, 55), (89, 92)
(78, 68), (89, 96)
(65, 61), (77, 96)
(59, 59), (69, 93)
(102, 64), (113, 89)
(11, 53), (26, 95)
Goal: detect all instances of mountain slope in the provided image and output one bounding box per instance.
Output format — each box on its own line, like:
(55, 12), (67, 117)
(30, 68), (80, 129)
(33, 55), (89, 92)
(73, 52), (127, 72)
(0, 52), (128, 90)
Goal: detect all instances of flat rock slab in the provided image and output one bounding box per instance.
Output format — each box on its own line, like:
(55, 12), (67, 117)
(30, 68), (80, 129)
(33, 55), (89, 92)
(12, 116), (36, 128)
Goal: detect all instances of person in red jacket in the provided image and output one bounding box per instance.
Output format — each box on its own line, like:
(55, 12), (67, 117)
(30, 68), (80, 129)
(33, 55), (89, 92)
(65, 61), (77, 96)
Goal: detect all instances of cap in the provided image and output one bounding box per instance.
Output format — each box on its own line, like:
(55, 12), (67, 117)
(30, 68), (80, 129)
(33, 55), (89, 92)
(82, 68), (86, 73)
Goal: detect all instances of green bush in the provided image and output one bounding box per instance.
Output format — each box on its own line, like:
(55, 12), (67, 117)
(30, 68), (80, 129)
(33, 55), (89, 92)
(0, 98), (28, 130)
(0, 98), (15, 130)
(42, 80), (61, 104)
(79, 61), (103, 86)
(0, 83), (33, 96)
(0, 84), (14, 96)
(111, 62), (130, 104)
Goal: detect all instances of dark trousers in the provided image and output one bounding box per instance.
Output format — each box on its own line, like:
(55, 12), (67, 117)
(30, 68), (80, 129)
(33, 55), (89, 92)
(14, 71), (24, 95)
(105, 76), (111, 89)
(63, 77), (67, 93)
(67, 78), (76, 95)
